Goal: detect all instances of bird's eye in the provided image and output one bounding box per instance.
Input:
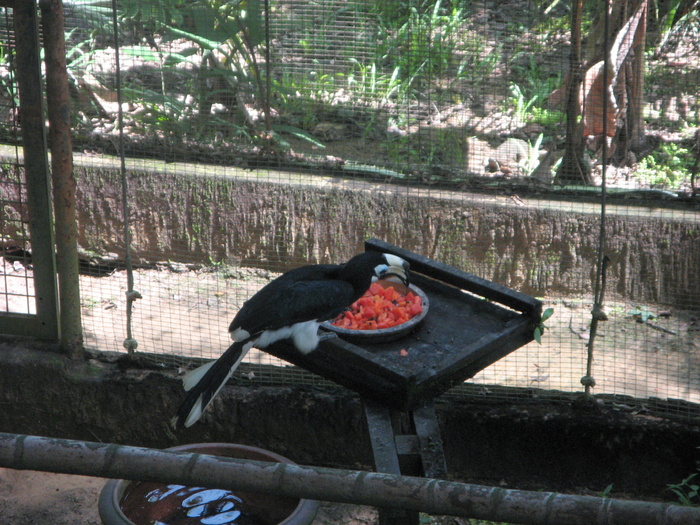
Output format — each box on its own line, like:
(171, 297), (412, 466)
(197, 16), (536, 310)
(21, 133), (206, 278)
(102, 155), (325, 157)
(374, 264), (388, 276)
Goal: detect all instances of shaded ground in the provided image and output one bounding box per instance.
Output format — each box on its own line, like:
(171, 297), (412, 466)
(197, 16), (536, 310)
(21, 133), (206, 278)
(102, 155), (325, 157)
(0, 469), (104, 525)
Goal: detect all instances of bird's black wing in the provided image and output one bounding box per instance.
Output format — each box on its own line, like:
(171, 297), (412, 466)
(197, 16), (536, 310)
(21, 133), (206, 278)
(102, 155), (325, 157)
(230, 265), (337, 322)
(230, 264), (339, 332)
(232, 277), (357, 336)
(175, 276), (355, 428)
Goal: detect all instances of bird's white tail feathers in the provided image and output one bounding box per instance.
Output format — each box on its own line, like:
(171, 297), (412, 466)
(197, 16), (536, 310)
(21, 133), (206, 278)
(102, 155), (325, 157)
(181, 369), (233, 428)
(182, 361), (216, 392)
(174, 341), (253, 428)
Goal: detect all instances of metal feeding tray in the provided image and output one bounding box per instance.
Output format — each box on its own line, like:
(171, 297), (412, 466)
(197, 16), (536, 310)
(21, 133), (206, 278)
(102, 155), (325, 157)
(265, 239), (543, 410)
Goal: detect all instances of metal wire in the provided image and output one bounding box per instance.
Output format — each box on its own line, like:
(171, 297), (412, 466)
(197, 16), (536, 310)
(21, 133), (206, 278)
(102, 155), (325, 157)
(583, 0), (612, 398)
(18, 0), (697, 423)
(109, 0), (140, 354)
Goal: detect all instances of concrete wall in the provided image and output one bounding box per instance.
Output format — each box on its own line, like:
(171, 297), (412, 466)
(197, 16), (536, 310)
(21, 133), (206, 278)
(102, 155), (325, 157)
(1, 151), (698, 305)
(66, 157), (700, 307)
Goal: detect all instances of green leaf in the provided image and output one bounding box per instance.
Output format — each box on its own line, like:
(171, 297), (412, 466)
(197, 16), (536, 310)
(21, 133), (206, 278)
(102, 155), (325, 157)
(272, 125), (326, 148)
(270, 131), (291, 150)
(120, 46), (162, 61)
(163, 23), (226, 52)
(243, 0), (264, 47)
(628, 307), (656, 322)
(640, 310), (656, 322)
(534, 326), (542, 344)
(541, 307), (554, 322)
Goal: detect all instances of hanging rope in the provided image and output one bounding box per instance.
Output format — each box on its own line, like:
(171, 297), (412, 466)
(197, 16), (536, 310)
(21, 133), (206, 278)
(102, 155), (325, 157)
(581, 0), (612, 399)
(110, 0), (140, 354)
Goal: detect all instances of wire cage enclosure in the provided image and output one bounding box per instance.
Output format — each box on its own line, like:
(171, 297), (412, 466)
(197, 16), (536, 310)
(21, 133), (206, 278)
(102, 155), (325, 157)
(0, 0), (699, 423)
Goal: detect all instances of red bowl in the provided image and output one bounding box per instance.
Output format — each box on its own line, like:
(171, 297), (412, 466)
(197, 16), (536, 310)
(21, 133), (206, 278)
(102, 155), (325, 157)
(98, 443), (319, 525)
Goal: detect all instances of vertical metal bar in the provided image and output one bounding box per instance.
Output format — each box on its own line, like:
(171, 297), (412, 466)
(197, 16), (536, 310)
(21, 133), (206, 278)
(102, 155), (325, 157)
(7, 0), (59, 339)
(40, 0), (83, 356)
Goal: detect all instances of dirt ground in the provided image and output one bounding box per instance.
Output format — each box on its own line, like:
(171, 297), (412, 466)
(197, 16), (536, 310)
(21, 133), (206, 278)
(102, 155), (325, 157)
(0, 468), (381, 525)
(75, 263), (700, 404)
(2, 254), (699, 401)
(0, 469), (105, 525)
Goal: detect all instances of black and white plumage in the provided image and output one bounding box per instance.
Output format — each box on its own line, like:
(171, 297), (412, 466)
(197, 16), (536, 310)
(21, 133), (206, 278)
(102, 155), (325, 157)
(173, 251), (410, 428)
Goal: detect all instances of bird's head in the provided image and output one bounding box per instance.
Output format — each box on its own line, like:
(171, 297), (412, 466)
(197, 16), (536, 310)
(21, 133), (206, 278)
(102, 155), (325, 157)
(372, 253), (410, 286)
(341, 251), (411, 295)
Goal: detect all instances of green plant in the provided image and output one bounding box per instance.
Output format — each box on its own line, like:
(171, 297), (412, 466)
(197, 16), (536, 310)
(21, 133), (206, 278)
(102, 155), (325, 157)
(346, 60), (404, 104)
(62, 0), (249, 133)
(0, 30), (17, 103)
(385, 132), (420, 167)
(521, 133), (544, 176)
(156, 0), (265, 105)
(68, 0), (332, 148)
(375, 0), (467, 90)
(654, 0), (700, 54)
(635, 142), (694, 189)
(534, 307), (554, 344)
(627, 306), (657, 322)
(528, 107), (565, 127)
(668, 473), (700, 506)
(509, 83), (539, 123)
(506, 54), (562, 124)
(508, 80), (561, 124)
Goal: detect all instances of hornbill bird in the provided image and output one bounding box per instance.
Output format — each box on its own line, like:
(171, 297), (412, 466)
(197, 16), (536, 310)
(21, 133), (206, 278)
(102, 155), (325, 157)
(173, 251), (410, 428)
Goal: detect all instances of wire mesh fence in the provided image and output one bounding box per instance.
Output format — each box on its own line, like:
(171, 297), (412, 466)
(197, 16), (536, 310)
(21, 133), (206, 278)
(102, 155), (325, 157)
(0, 162), (35, 315)
(1, 0), (699, 420)
(0, 10), (35, 317)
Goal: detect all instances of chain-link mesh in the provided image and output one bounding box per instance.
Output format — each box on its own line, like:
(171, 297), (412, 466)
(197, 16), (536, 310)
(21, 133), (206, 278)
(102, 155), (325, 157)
(0, 10), (34, 317)
(1, 0), (699, 421)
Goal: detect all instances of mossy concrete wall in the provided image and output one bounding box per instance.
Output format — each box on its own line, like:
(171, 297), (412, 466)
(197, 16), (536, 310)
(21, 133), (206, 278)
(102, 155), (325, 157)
(1, 149), (698, 306)
(70, 157), (700, 306)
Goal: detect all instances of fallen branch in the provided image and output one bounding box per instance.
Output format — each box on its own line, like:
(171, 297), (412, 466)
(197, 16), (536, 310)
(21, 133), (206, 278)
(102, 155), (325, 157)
(640, 320), (678, 336)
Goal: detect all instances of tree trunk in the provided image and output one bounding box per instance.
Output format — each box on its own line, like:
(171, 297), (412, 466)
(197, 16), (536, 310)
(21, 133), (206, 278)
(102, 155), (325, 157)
(556, 0), (592, 185)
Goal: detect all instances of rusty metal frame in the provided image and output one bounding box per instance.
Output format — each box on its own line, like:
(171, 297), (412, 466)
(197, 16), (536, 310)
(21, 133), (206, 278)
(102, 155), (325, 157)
(0, 0), (60, 339)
